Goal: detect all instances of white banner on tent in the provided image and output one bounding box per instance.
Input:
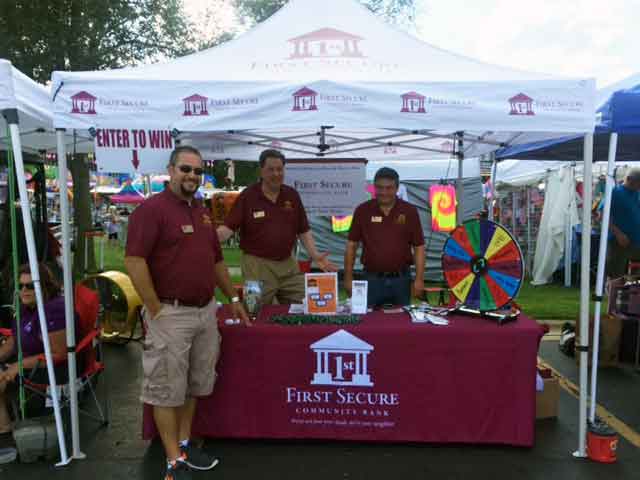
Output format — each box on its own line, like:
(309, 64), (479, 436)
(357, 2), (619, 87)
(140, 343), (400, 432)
(285, 159), (366, 217)
(94, 127), (174, 174)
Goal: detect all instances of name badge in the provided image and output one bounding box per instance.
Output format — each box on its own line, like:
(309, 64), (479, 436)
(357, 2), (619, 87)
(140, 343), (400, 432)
(371, 216), (383, 223)
(181, 225), (194, 234)
(253, 210), (266, 219)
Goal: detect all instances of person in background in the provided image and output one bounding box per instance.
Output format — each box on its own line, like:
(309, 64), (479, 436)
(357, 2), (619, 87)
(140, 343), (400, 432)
(217, 149), (336, 305)
(607, 168), (640, 278)
(106, 205), (120, 245)
(344, 167), (425, 307)
(125, 145), (248, 480)
(0, 263), (69, 440)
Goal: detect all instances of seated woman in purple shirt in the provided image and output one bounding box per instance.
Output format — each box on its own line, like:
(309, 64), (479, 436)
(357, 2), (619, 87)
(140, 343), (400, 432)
(0, 263), (68, 435)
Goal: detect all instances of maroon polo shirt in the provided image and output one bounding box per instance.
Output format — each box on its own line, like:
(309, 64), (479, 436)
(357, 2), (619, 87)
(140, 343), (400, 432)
(348, 198), (424, 272)
(126, 188), (223, 305)
(225, 182), (310, 261)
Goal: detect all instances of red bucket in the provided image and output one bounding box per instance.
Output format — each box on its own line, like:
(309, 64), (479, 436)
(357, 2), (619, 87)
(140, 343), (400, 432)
(587, 421), (618, 463)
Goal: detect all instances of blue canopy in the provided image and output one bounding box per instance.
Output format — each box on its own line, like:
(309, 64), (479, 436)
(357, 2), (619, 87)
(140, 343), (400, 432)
(496, 84), (640, 161)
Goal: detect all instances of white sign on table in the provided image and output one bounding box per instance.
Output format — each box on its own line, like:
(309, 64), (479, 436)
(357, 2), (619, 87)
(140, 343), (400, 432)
(94, 128), (174, 174)
(285, 159), (366, 217)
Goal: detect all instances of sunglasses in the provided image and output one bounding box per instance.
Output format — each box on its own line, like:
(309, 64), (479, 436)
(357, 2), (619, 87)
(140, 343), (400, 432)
(177, 165), (204, 176)
(19, 282), (34, 290)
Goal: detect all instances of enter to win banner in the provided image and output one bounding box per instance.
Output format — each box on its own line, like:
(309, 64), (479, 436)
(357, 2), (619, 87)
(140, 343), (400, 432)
(93, 128), (174, 174)
(285, 159), (366, 217)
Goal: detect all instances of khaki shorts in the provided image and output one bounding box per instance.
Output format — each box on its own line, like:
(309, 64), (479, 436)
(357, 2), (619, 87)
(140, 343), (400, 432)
(241, 253), (305, 305)
(141, 300), (221, 407)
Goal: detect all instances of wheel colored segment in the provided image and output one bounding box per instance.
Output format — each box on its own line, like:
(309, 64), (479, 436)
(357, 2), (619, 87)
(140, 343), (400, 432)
(485, 226), (513, 260)
(465, 277), (480, 309)
(487, 269), (520, 297)
(465, 220), (481, 257)
(487, 241), (521, 264)
(488, 260), (522, 279)
(451, 225), (477, 258)
(480, 219), (496, 253)
(443, 238), (472, 262)
(479, 277), (497, 311)
(442, 254), (470, 273)
(483, 273), (511, 309)
(450, 272), (476, 303)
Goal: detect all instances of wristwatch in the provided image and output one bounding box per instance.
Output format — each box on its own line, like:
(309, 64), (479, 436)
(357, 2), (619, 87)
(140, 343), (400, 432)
(230, 296), (240, 304)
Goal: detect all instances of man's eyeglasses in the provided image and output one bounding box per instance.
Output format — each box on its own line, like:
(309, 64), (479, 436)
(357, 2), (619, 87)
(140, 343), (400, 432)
(19, 282), (34, 290)
(177, 165), (204, 176)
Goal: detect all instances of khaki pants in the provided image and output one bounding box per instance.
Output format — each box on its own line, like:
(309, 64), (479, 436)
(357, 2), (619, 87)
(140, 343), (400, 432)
(241, 253), (305, 305)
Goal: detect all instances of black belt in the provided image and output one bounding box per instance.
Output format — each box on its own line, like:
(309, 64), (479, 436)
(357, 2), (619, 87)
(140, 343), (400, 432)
(159, 298), (211, 308)
(367, 270), (409, 278)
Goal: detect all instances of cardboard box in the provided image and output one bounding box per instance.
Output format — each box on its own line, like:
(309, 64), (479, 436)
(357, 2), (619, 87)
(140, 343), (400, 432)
(575, 314), (622, 368)
(536, 368), (559, 419)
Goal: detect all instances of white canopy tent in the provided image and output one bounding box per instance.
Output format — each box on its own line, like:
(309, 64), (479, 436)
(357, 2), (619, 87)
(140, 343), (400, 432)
(0, 59), (83, 466)
(50, 0), (596, 458)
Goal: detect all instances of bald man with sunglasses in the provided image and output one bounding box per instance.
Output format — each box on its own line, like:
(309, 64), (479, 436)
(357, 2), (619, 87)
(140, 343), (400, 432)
(125, 145), (248, 480)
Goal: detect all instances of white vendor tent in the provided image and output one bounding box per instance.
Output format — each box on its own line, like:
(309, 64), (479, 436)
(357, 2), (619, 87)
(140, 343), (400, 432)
(0, 58), (84, 466)
(49, 0), (596, 460)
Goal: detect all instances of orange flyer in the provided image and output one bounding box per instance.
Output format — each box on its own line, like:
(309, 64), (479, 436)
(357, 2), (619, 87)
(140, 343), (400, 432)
(304, 273), (338, 315)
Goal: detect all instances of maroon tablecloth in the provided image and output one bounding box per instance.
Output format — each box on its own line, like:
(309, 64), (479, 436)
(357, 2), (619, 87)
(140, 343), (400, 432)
(143, 306), (544, 446)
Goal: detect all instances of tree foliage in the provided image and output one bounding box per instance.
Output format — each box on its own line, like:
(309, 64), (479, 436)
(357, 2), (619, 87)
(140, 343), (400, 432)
(0, 0), (193, 83)
(234, 0), (416, 27)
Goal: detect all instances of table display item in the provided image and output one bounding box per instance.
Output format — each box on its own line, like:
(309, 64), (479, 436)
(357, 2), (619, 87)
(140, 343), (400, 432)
(243, 280), (263, 317)
(272, 314), (361, 326)
(442, 219), (524, 323)
(351, 280), (368, 314)
(304, 273), (338, 315)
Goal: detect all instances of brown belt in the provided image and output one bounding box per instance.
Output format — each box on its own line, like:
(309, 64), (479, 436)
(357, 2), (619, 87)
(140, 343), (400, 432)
(159, 298), (211, 308)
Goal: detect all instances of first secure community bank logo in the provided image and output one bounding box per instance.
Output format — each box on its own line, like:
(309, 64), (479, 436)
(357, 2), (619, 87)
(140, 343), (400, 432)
(183, 94), (209, 116)
(70, 91), (97, 115)
(288, 28), (366, 59)
(310, 329), (374, 387)
(292, 86), (319, 111)
(509, 93), (535, 116)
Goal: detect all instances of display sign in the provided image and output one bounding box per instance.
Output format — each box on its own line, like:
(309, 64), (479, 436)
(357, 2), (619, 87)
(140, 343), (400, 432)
(285, 159), (366, 217)
(93, 128), (174, 174)
(351, 280), (368, 314)
(304, 273), (338, 315)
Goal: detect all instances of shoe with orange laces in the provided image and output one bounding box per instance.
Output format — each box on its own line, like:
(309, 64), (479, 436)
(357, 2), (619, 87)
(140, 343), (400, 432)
(165, 458), (192, 480)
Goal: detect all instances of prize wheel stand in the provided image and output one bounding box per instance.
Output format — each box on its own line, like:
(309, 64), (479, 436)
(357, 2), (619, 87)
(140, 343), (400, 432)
(442, 219), (524, 324)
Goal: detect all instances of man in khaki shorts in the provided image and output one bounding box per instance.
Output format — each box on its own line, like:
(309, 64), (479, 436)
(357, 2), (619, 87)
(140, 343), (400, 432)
(125, 145), (249, 480)
(217, 149), (336, 305)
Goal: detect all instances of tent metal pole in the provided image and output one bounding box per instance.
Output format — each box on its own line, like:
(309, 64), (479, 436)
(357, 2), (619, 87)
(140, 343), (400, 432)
(511, 191), (517, 237)
(456, 132), (464, 225)
(564, 208), (572, 288)
(56, 129), (85, 460)
(3, 112), (70, 466)
(489, 158), (497, 220)
(589, 132), (618, 422)
(574, 132), (593, 459)
(526, 187), (532, 275)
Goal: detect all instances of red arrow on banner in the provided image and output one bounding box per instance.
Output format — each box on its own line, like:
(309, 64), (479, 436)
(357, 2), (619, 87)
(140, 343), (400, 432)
(132, 149), (140, 170)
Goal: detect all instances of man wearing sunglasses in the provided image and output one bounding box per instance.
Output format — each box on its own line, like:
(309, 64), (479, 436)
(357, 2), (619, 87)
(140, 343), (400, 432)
(217, 149), (336, 306)
(125, 145), (248, 480)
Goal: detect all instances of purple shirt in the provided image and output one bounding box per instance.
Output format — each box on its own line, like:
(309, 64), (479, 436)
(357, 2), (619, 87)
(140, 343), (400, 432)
(11, 296), (67, 357)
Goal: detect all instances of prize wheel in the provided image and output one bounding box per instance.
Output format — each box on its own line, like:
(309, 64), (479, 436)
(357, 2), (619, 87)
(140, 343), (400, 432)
(441, 219), (524, 311)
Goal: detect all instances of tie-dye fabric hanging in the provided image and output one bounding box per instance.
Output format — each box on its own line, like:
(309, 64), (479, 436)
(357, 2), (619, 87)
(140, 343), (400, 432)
(430, 184), (457, 232)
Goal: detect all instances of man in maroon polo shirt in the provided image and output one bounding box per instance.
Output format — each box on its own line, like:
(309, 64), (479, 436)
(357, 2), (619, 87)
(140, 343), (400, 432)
(125, 145), (248, 480)
(217, 149), (336, 305)
(344, 167), (425, 307)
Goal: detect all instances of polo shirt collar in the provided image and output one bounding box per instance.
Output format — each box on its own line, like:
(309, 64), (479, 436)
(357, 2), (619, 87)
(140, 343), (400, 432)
(163, 187), (201, 208)
(257, 181), (284, 203)
(375, 198), (399, 216)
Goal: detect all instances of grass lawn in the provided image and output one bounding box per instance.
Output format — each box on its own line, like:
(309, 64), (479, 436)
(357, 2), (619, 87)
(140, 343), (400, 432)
(97, 242), (591, 320)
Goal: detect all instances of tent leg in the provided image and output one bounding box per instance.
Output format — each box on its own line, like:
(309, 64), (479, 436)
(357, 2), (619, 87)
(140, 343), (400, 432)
(56, 129), (85, 460)
(574, 132), (593, 459)
(589, 132), (618, 422)
(455, 132), (464, 225)
(489, 157), (497, 220)
(2, 112), (70, 466)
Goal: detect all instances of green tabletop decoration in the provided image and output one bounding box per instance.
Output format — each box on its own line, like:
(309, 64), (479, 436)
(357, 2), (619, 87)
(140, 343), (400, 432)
(271, 314), (361, 326)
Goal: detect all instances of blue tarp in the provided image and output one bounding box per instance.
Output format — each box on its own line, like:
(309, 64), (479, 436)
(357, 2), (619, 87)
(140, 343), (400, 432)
(496, 84), (640, 161)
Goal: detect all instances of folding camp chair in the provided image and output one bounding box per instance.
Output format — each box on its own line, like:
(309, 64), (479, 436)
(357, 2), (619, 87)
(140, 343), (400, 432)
(8, 284), (110, 426)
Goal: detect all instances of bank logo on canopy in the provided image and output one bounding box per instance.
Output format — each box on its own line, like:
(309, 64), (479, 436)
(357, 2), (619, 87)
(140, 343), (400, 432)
(288, 28), (366, 59)
(182, 94), (210, 116)
(70, 91), (97, 115)
(292, 87), (319, 111)
(310, 329), (374, 387)
(400, 91), (427, 114)
(509, 93), (535, 116)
